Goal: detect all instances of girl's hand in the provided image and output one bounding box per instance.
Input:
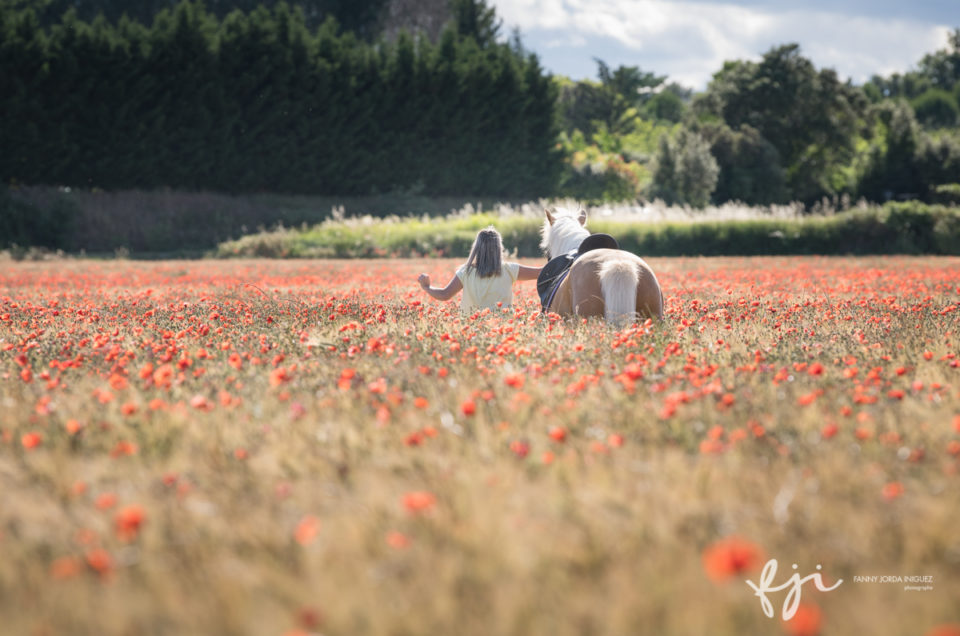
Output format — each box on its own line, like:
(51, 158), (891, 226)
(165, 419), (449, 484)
(417, 273), (431, 289)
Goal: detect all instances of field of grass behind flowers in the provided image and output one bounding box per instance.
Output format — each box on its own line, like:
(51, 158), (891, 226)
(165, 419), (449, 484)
(1, 257), (960, 636)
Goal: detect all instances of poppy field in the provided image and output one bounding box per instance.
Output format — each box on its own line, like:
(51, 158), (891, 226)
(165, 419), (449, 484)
(1, 256), (959, 636)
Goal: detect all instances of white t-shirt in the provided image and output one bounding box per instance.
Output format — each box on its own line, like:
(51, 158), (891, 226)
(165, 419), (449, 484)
(456, 262), (521, 313)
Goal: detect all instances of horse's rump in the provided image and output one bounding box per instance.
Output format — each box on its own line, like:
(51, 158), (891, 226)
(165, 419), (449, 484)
(557, 250), (662, 322)
(598, 259), (639, 324)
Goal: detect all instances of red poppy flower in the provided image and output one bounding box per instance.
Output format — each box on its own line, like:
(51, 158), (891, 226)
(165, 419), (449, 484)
(114, 505), (146, 541)
(882, 481), (904, 500)
(783, 602), (822, 636)
(20, 432), (42, 450)
(702, 536), (764, 582)
(294, 515), (321, 545)
(402, 491), (436, 514)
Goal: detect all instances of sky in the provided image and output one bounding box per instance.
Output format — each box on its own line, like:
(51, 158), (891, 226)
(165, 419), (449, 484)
(487, 0), (960, 90)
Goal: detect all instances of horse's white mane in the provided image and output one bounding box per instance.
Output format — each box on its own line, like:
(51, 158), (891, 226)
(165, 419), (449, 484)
(541, 207), (589, 258)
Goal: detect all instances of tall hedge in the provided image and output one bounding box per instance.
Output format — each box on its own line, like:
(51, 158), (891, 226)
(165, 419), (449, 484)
(0, 1), (562, 197)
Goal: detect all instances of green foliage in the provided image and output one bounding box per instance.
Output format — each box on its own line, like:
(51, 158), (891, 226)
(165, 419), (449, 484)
(555, 108), (673, 203)
(595, 59), (665, 109)
(916, 133), (960, 195)
(614, 113), (676, 161)
(857, 101), (923, 200)
(912, 89), (959, 128)
(697, 123), (788, 205)
(4, 4), (957, 209)
(697, 44), (866, 204)
(556, 59), (672, 138)
(643, 90), (684, 123)
(555, 78), (615, 138)
(649, 128), (718, 208)
(449, 0), (499, 47)
(867, 71), (932, 101)
(857, 101), (960, 202)
(0, 1), (561, 197)
(558, 146), (647, 203)
(216, 201), (960, 258)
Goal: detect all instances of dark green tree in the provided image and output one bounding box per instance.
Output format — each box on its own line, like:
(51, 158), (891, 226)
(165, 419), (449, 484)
(596, 59), (665, 109)
(556, 79), (618, 137)
(911, 88), (959, 128)
(697, 123), (788, 205)
(0, 0), (562, 197)
(449, 0), (498, 47)
(697, 44), (867, 203)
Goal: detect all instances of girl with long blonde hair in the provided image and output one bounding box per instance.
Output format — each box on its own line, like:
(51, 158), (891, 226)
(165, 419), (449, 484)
(417, 227), (541, 312)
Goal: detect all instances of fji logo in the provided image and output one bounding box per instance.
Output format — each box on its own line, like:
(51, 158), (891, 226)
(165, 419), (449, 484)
(746, 560), (843, 620)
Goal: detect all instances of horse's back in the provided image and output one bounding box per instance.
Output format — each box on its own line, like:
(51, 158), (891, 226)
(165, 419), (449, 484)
(564, 249), (662, 320)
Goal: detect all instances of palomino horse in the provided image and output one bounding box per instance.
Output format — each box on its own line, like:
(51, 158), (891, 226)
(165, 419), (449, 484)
(540, 207), (663, 323)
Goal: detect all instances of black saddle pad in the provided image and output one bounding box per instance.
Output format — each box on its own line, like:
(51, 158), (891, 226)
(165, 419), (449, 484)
(537, 250), (577, 310)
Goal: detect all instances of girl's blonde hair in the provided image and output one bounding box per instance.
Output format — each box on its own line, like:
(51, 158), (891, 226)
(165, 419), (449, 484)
(465, 227), (504, 278)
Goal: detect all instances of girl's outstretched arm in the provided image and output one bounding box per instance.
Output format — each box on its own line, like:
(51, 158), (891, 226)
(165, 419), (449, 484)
(516, 265), (543, 281)
(418, 273), (463, 301)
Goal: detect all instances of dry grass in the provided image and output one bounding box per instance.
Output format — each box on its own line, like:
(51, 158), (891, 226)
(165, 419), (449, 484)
(1, 257), (959, 636)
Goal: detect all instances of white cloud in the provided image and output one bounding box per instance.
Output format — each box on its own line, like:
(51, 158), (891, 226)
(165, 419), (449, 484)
(491, 0), (954, 88)
(545, 33), (588, 48)
(498, 0), (574, 30)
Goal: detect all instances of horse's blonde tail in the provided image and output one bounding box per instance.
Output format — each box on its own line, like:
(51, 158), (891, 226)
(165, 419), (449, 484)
(599, 259), (639, 325)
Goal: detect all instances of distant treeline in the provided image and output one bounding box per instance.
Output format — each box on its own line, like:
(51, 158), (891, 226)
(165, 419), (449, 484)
(0, 1), (561, 196)
(555, 38), (960, 208)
